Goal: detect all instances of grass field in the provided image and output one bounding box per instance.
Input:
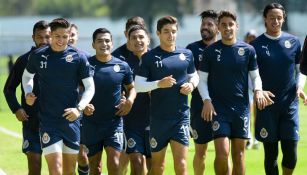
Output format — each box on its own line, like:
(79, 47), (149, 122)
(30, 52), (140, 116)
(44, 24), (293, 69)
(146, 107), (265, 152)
(0, 56), (307, 174)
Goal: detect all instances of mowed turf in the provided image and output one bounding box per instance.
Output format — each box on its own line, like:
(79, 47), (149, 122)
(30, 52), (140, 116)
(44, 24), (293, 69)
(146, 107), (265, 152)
(0, 57), (307, 174)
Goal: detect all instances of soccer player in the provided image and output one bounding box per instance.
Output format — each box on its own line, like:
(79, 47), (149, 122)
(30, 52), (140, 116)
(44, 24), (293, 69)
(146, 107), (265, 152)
(250, 3), (306, 175)
(124, 25), (151, 175)
(3, 20), (50, 175)
(300, 36), (307, 76)
(112, 16), (146, 175)
(186, 10), (220, 175)
(22, 18), (95, 175)
(197, 11), (273, 175)
(135, 16), (199, 175)
(82, 28), (136, 175)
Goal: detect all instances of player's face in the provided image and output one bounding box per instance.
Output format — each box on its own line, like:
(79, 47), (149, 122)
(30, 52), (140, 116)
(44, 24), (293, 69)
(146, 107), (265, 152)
(92, 33), (113, 57)
(33, 28), (51, 48)
(218, 17), (238, 42)
(200, 17), (218, 41)
(264, 8), (284, 36)
(157, 24), (177, 48)
(69, 27), (78, 46)
(50, 28), (70, 52)
(129, 29), (150, 54)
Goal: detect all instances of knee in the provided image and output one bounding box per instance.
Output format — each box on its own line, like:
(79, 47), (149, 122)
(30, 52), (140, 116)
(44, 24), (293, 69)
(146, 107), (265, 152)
(195, 150), (207, 160)
(174, 159), (187, 172)
(130, 157), (144, 170)
(282, 153), (297, 169)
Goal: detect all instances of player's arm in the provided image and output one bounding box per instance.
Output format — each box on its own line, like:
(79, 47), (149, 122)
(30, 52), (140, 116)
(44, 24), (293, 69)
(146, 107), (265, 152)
(22, 69), (37, 106)
(295, 64), (307, 104)
(134, 75), (177, 92)
(4, 57), (29, 121)
(63, 77), (95, 121)
(197, 70), (216, 121)
(180, 71), (199, 95)
(115, 83), (136, 116)
(249, 69), (274, 110)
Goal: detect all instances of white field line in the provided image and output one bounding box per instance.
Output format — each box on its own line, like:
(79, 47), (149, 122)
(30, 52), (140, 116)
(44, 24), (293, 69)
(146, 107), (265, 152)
(0, 168), (7, 175)
(0, 126), (22, 139)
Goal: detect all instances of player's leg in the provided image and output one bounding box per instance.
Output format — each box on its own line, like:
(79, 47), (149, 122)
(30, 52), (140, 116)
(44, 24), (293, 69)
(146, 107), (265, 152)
(119, 152), (129, 175)
(170, 140), (188, 175)
(88, 151), (103, 175)
(193, 143), (208, 175)
(231, 138), (246, 175)
(263, 142), (279, 175)
(149, 146), (167, 175)
(105, 146), (122, 175)
(129, 153), (147, 175)
(77, 144), (90, 175)
(214, 137), (230, 175)
(281, 140), (297, 175)
(26, 152), (42, 175)
(43, 140), (64, 175)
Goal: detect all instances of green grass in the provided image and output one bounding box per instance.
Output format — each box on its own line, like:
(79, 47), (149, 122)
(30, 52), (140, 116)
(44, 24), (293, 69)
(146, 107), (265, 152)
(0, 56), (307, 174)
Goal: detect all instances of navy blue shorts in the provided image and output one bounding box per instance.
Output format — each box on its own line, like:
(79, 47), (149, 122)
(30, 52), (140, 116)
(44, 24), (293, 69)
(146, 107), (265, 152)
(150, 117), (190, 152)
(255, 98), (299, 142)
(125, 128), (151, 158)
(22, 127), (42, 154)
(82, 119), (124, 157)
(190, 109), (213, 144)
(40, 121), (80, 151)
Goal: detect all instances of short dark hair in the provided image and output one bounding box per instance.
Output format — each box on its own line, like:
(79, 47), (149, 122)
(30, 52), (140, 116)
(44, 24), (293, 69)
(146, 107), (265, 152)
(263, 3), (286, 18)
(92, 28), (112, 42)
(49, 18), (70, 32)
(218, 10), (237, 23)
(128, 25), (149, 38)
(125, 16), (146, 32)
(200, 10), (218, 22)
(33, 20), (49, 34)
(157, 16), (178, 32)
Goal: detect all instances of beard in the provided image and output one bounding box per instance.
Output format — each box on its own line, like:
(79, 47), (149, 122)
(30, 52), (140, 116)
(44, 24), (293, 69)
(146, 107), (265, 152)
(201, 29), (214, 41)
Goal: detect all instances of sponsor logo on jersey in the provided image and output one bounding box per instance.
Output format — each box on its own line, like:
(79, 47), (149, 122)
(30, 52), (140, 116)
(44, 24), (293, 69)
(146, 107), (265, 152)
(22, 140), (29, 149)
(113, 64), (120, 72)
(65, 55), (73, 62)
(41, 54), (49, 60)
(42, 132), (50, 144)
(260, 128), (268, 138)
(262, 45), (270, 56)
(238, 47), (245, 56)
(179, 53), (186, 60)
(284, 40), (291, 48)
(150, 137), (157, 149)
(127, 138), (136, 148)
(212, 121), (220, 131)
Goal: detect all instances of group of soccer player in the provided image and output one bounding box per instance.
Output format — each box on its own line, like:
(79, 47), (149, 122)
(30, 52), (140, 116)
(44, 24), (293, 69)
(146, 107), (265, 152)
(3, 2), (307, 175)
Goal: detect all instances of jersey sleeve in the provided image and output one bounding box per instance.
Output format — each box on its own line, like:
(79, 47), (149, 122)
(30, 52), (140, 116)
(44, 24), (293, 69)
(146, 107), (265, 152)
(248, 46), (258, 71)
(26, 53), (37, 74)
(187, 50), (196, 74)
(78, 53), (93, 80)
(123, 62), (134, 85)
(295, 38), (301, 64)
(136, 53), (150, 78)
(199, 48), (210, 72)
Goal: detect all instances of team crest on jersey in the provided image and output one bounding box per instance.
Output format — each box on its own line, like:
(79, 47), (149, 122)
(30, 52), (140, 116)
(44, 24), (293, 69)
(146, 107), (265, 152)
(192, 129), (198, 140)
(198, 54), (203, 61)
(179, 53), (186, 61)
(42, 132), (50, 144)
(22, 140), (29, 149)
(212, 121), (220, 131)
(65, 55), (73, 62)
(127, 138), (136, 148)
(113, 64), (120, 72)
(150, 137), (158, 148)
(284, 40), (291, 48)
(260, 128), (268, 138)
(238, 48), (245, 56)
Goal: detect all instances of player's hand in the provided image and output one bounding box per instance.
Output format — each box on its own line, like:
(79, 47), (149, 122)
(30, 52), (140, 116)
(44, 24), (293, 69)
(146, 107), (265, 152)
(254, 90), (274, 110)
(115, 98), (133, 116)
(25, 93), (37, 106)
(84, 104), (95, 116)
(62, 108), (80, 122)
(158, 75), (176, 88)
(15, 108), (29, 122)
(201, 99), (217, 121)
(180, 82), (194, 95)
(296, 87), (307, 105)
